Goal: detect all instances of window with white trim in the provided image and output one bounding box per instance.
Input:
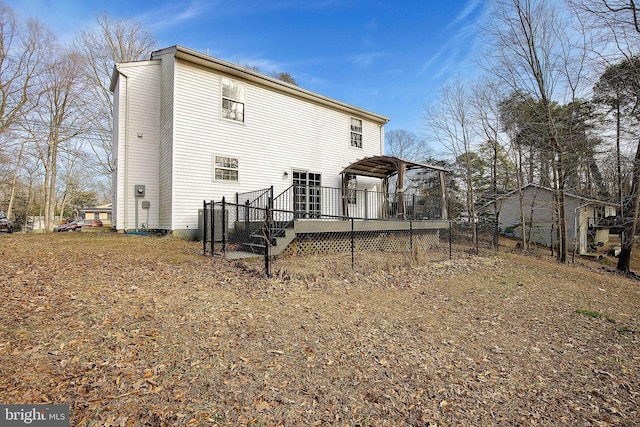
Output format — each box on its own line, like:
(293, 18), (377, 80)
(214, 155), (239, 181)
(221, 77), (245, 122)
(350, 117), (362, 148)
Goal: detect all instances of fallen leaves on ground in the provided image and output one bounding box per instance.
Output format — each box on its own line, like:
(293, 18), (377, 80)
(0, 233), (638, 426)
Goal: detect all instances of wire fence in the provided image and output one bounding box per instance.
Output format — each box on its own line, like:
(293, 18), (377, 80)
(203, 198), (500, 277)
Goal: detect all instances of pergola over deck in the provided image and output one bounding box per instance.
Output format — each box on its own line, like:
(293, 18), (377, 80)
(340, 155), (448, 219)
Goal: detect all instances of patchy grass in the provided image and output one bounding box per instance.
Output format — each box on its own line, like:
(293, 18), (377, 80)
(0, 233), (639, 426)
(575, 309), (617, 323)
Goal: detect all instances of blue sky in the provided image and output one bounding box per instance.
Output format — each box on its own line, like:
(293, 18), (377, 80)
(13, 0), (486, 153)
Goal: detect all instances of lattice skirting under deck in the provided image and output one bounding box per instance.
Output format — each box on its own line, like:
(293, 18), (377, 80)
(283, 229), (440, 256)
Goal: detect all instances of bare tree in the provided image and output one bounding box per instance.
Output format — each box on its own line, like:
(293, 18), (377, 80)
(570, 0), (640, 56)
(425, 78), (479, 246)
(471, 79), (518, 195)
(25, 49), (87, 231)
(593, 59), (630, 214)
(243, 64), (299, 86)
(1, 2), (51, 216)
(470, 79), (520, 249)
(385, 129), (430, 161)
(5, 135), (27, 219)
(20, 152), (42, 232)
(272, 72), (298, 86)
(482, 0), (593, 262)
(499, 92), (539, 251)
(573, 0), (640, 272)
(73, 12), (156, 176)
(57, 137), (90, 221)
(0, 2), (49, 138)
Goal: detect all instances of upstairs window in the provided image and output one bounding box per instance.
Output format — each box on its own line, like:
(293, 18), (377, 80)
(221, 77), (245, 122)
(350, 118), (362, 148)
(214, 155), (239, 181)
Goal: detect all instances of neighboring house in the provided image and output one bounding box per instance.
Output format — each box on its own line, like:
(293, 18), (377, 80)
(487, 183), (617, 254)
(110, 46), (389, 238)
(80, 203), (113, 227)
(26, 216), (45, 232)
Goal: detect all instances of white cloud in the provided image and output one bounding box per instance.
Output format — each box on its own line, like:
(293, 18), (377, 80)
(417, 46), (446, 77)
(418, 0), (485, 80)
(445, 0), (482, 30)
(349, 51), (387, 68)
(142, 0), (211, 31)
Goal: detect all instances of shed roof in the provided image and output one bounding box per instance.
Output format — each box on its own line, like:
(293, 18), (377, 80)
(490, 183), (618, 206)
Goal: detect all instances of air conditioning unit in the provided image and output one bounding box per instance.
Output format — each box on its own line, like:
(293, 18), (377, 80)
(197, 208), (228, 242)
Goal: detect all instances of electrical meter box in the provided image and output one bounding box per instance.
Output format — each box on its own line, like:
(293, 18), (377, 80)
(134, 185), (145, 198)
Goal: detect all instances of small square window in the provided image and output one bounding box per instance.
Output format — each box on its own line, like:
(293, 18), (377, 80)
(214, 155), (239, 182)
(350, 118), (362, 148)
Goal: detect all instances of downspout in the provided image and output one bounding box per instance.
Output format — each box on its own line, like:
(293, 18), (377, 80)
(117, 66), (132, 231)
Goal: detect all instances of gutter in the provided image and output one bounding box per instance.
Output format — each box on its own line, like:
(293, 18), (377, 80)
(154, 46), (390, 126)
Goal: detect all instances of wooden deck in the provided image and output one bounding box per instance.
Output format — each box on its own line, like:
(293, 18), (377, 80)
(223, 218), (450, 258)
(293, 219), (449, 234)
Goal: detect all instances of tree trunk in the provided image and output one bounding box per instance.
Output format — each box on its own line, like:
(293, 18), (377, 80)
(6, 141), (25, 219)
(44, 135), (60, 232)
(42, 160), (52, 231)
(556, 152), (568, 262)
(23, 178), (34, 232)
(616, 103), (623, 218)
(617, 139), (640, 272)
(517, 146), (528, 251)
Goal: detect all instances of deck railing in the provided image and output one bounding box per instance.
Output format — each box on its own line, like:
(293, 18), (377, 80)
(235, 187), (273, 223)
(269, 184), (444, 221)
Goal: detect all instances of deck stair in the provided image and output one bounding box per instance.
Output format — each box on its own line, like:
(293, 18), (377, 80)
(243, 220), (295, 255)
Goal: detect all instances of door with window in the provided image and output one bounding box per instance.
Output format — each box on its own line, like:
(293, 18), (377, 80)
(293, 171), (321, 218)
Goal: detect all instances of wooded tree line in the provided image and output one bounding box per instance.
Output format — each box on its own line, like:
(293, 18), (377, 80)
(3, 0), (640, 271)
(0, 2), (155, 232)
(388, 0), (640, 271)
(0, 2), (304, 234)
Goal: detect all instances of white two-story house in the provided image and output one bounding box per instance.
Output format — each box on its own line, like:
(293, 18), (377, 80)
(110, 45), (389, 238)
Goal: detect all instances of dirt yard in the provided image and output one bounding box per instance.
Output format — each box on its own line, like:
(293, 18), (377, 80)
(0, 233), (638, 426)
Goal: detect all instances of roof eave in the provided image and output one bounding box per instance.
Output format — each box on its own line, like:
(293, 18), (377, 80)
(153, 45), (390, 125)
(489, 183), (618, 206)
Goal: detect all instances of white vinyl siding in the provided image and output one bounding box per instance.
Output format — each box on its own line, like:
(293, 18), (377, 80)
(112, 61), (161, 232)
(111, 80), (121, 229)
(115, 48), (387, 233)
(170, 59), (383, 229)
(158, 52), (175, 229)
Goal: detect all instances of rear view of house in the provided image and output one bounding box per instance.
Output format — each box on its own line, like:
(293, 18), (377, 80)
(110, 45), (389, 238)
